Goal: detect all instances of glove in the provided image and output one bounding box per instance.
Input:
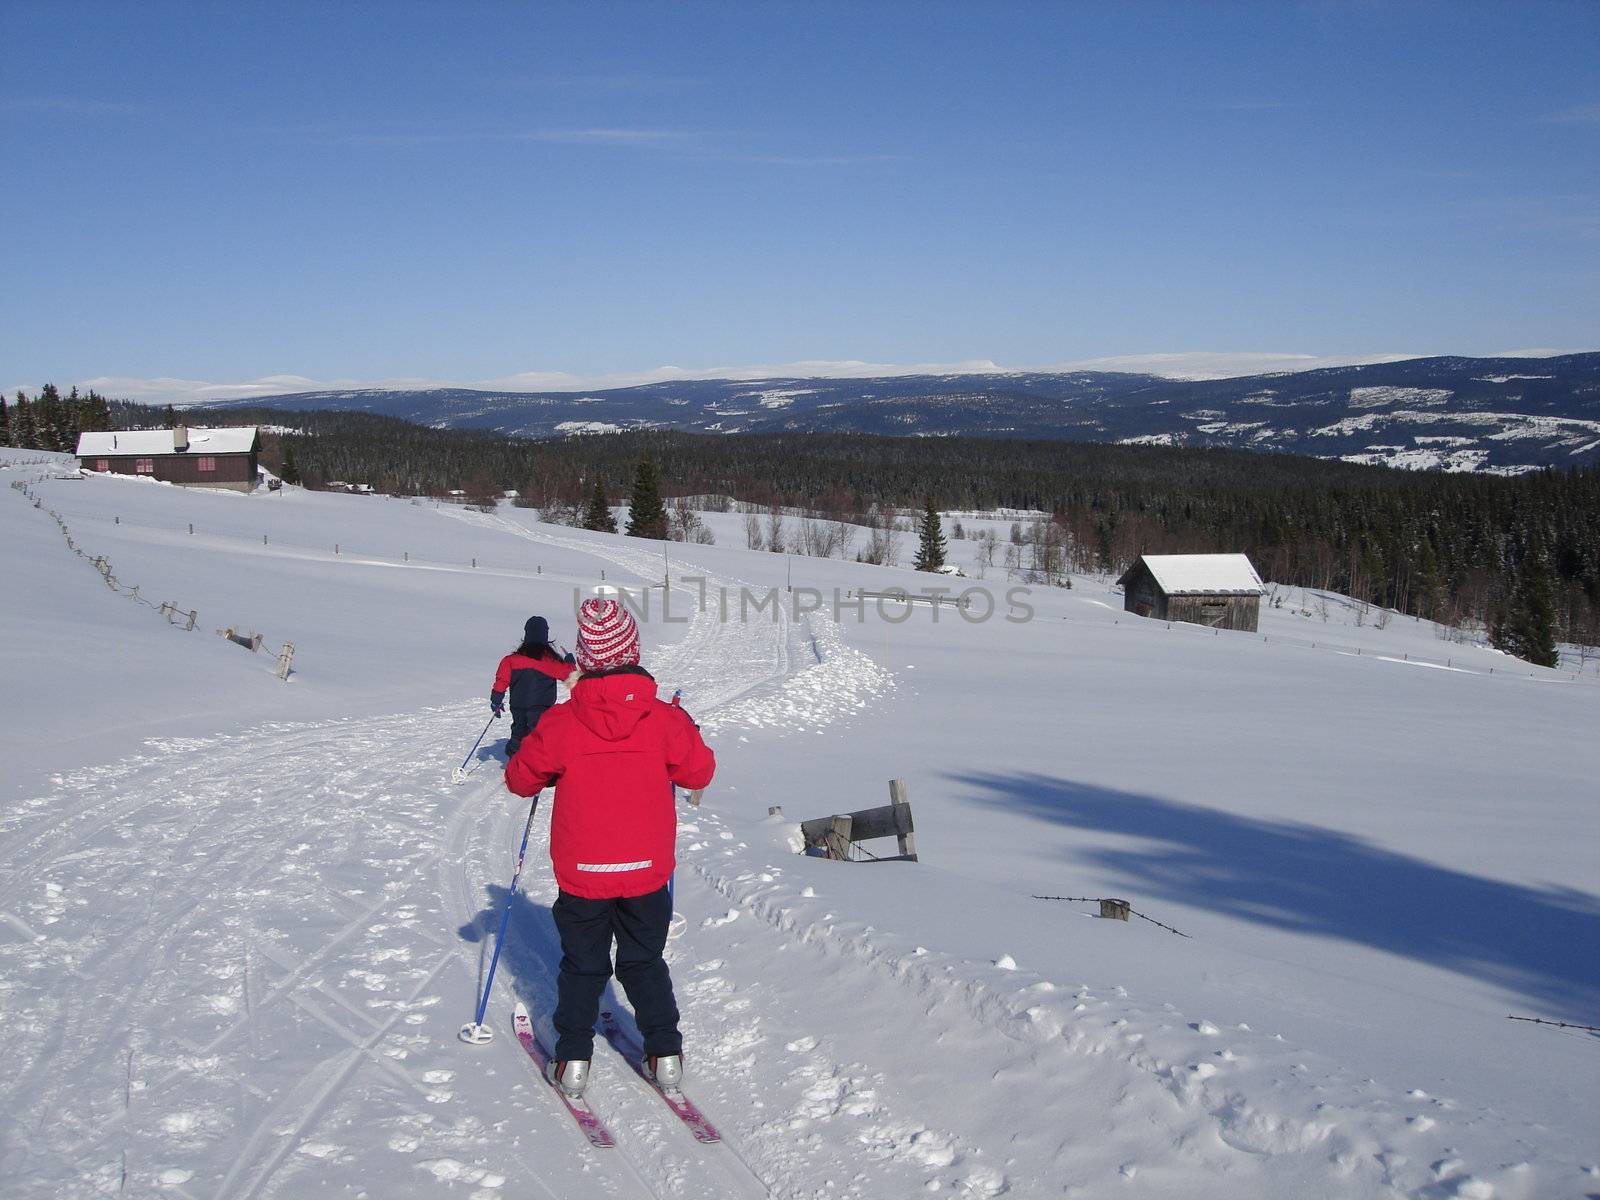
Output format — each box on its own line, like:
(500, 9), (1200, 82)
(491, 703), (503, 718)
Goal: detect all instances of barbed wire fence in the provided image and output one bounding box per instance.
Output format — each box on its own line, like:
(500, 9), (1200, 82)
(1031, 894), (1193, 938)
(8, 474), (296, 681)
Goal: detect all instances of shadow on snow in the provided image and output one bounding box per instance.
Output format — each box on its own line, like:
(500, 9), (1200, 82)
(950, 771), (1600, 1023)
(458, 885), (645, 1047)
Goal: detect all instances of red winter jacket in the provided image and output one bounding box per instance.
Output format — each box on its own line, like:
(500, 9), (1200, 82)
(504, 666), (715, 899)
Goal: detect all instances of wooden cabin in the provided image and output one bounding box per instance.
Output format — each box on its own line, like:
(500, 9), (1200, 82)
(77, 426), (261, 492)
(1117, 553), (1265, 632)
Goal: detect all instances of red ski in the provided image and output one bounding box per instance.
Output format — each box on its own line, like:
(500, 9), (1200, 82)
(513, 1003), (616, 1149)
(600, 1010), (721, 1144)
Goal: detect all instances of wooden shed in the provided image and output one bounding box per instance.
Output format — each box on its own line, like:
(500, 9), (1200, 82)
(77, 426), (261, 492)
(1116, 553), (1266, 632)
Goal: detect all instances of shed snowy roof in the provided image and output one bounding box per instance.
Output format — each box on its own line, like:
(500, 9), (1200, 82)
(76, 427), (260, 457)
(1121, 553), (1265, 595)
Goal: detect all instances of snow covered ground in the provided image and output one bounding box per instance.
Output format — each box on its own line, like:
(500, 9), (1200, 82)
(2, 449), (1597, 1199)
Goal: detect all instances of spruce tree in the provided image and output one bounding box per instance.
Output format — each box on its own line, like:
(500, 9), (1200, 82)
(1495, 550), (1559, 668)
(0, 396), (9, 447)
(1412, 536), (1442, 622)
(914, 495), (946, 572)
(164, 403), (178, 429)
(279, 443), (302, 485)
(625, 453), (668, 540)
(63, 386), (84, 451)
(78, 388), (111, 433)
(13, 395), (35, 449)
(36, 384), (63, 452)
(583, 477), (618, 533)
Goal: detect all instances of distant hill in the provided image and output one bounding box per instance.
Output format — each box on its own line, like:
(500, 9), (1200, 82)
(203, 352), (1600, 475)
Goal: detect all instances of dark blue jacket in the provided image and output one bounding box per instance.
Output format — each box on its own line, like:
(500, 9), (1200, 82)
(492, 652), (576, 712)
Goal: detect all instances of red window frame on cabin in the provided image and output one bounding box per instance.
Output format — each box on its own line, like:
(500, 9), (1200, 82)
(135, 458), (155, 474)
(197, 456), (217, 473)
(95, 459), (109, 472)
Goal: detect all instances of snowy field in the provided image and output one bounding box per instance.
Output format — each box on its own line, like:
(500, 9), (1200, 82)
(2, 449), (1597, 1200)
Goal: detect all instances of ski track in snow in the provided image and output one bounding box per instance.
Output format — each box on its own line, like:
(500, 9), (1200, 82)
(0, 502), (1551, 1199)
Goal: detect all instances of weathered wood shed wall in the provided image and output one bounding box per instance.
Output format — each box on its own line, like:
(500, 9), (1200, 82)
(1117, 554), (1265, 633)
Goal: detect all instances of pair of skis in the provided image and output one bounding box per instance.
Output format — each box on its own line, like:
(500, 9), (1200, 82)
(511, 1002), (720, 1149)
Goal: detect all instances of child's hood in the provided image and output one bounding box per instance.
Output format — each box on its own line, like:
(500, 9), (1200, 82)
(569, 668), (659, 740)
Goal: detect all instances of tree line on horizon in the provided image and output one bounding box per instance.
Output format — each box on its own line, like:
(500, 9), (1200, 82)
(9, 392), (1591, 666)
(2, 385), (115, 453)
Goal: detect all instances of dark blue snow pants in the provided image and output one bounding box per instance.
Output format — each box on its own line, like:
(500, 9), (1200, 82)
(505, 705), (550, 757)
(551, 885), (681, 1062)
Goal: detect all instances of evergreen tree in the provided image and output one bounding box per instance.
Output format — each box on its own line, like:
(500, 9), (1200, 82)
(625, 453), (668, 540)
(583, 476), (618, 533)
(0, 396), (9, 446)
(1411, 535), (1442, 622)
(35, 384), (64, 452)
(1494, 549), (1560, 667)
(914, 495), (946, 571)
(78, 388), (111, 433)
(164, 403), (178, 429)
(62, 386), (84, 451)
(12, 395), (35, 449)
(279, 442), (302, 485)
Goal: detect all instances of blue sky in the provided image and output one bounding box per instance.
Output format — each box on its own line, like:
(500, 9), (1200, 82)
(3, 1), (1597, 398)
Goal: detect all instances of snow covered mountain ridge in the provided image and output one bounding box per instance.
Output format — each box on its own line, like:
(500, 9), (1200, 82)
(199, 352), (1600, 476)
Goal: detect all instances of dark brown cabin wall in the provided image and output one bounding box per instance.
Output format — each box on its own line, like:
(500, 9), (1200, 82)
(87, 452), (256, 486)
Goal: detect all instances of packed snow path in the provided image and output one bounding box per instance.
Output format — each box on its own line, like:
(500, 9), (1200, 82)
(0, 501), (1580, 1199)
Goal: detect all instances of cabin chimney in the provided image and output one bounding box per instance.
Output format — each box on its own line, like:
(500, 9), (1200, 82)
(173, 424), (189, 452)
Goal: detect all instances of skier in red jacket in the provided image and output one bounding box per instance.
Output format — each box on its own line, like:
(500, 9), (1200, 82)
(491, 616), (577, 756)
(505, 598), (715, 1099)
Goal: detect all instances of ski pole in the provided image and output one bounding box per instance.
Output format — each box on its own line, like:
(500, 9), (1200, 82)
(670, 689), (705, 807)
(460, 794), (540, 1045)
(452, 711), (499, 783)
(666, 690), (683, 933)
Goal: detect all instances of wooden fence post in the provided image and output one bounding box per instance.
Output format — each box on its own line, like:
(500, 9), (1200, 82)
(826, 814), (853, 860)
(275, 643), (295, 681)
(1099, 898), (1131, 921)
(888, 779), (916, 859)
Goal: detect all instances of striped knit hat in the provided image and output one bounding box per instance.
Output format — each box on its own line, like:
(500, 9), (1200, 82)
(575, 598), (640, 671)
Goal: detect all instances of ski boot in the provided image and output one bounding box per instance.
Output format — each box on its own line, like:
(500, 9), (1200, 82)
(644, 1053), (684, 1091)
(545, 1058), (591, 1099)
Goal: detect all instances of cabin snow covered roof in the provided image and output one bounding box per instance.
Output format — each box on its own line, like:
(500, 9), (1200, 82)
(1119, 553), (1265, 595)
(76, 427), (260, 457)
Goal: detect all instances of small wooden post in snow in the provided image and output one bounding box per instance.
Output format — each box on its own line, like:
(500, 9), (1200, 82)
(888, 779), (917, 860)
(1099, 898), (1131, 922)
(826, 814), (853, 860)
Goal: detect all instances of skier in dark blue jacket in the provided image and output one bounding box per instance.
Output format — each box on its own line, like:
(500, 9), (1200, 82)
(491, 616), (577, 756)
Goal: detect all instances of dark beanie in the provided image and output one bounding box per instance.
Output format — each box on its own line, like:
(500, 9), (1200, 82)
(524, 615), (549, 643)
